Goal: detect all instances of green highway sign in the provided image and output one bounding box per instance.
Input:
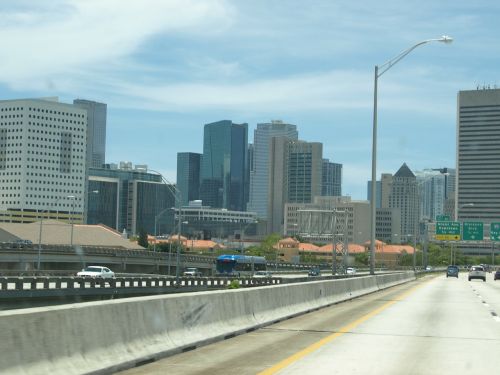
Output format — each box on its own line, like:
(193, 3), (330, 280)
(435, 221), (461, 241)
(436, 215), (450, 221)
(462, 222), (484, 241)
(490, 222), (500, 241)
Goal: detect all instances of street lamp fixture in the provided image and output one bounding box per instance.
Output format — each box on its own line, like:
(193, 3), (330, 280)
(369, 35), (453, 275)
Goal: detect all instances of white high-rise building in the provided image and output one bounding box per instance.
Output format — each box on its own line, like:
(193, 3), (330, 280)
(415, 169), (446, 221)
(415, 168), (456, 221)
(248, 120), (298, 219)
(0, 98), (87, 223)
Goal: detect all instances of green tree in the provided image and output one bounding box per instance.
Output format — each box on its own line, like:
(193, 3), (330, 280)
(137, 228), (149, 248)
(354, 252), (369, 266)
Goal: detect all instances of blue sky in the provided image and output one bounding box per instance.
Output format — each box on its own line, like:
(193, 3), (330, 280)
(1, 0), (499, 199)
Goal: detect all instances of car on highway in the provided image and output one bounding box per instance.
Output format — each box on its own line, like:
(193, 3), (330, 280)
(308, 268), (321, 277)
(346, 267), (357, 275)
(468, 265), (486, 282)
(425, 266), (433, 272)
(77, 266), (115, 279)
(253, 271), (273, 278)
(12, 239), (33, 248)
(183, 267), (202, 277)
(446, 265), (459, 278)
(494, 269), (500, 281)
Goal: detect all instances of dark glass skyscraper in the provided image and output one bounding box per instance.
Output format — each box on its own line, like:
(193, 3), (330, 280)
(200, 120), (248, 211)
(177, 152), (201, 206)
(322, 159), (342, 197)
(88, 164), (175, 236)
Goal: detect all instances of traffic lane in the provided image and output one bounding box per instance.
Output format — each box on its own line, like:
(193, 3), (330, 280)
(467, 272), (500, 322)
(274, 274), (500, 375)
(118, 277), (428, 375)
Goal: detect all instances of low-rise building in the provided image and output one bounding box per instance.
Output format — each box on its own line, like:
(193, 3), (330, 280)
(169, 200), (258, 240)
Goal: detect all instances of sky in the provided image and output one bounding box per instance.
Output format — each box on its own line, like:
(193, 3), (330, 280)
(0, 0), (499, 199)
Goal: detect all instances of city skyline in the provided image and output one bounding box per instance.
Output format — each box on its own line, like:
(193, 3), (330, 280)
(0, 1), (498, 199)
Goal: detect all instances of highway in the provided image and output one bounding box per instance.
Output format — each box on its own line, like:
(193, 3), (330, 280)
(120, 273), (500, 375)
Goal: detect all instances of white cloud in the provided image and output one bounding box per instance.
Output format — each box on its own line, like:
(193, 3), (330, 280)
(0, 0), (233, 88)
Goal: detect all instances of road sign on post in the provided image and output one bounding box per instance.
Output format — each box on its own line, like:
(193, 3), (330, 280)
(462, 222), (484, 241)
(436, 215), (450, 222)
(490, 222), (500, 241)
(435, 221), (461, 241)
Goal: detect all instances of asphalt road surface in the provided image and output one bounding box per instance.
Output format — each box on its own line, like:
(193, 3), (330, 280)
(120, 272), (500, 375)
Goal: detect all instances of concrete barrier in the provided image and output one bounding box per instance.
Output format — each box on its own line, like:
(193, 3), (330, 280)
(0, 271), (415, 375)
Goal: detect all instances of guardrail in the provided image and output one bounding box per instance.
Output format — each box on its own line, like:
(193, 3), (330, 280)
(0, 276), (282, 299)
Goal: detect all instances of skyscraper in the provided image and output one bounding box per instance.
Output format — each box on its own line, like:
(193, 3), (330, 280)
(248, 120), (298, 219)
(267, 138), (323, 234)
(456, 88), (500, 223)
(414, 168), (455, 221)
(322, 159), (342, 196)
(88, 163), (175, 235)
(200, 120), (248, 211)
(73, 99), (107, 169)
(177, 152), (201, 206)
(0, 98), (87, 223)
(389, 163), (419, 241)
(287, 140), (323, 204)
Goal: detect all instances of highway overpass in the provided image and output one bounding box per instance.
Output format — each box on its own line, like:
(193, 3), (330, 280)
(0, 244), (324, 276)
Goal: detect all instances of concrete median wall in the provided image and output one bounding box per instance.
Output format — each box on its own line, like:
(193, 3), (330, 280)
(0, 271), (415, 375)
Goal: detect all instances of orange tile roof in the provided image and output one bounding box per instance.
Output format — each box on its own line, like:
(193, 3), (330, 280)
(381, 245), (415, 254)
(363, 239), (386, 246)
(298, 243), (320, 251)
(280, 237), (299, 244)
(185, 239), (225, 249)
(317, 243), (365, 253)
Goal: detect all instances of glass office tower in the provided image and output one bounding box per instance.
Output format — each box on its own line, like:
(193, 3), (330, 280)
(177, 152), (201, 206)
(200, 120), (248, 211)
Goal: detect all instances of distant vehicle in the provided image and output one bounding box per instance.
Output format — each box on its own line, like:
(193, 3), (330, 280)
(346, 267), (357, 275)
(77, 266), (114, 279)
(12, 239), (33, 248)
(215, 254), (266, 277)
(494, 269), (500, 281)
(253, 271), (273, 278)
(425, 266), (433, 272)
(308, 268), (321, 277)
(183, 267), (202, 277)
(446, 265), (459, 278)
(468, 265), (486, 282)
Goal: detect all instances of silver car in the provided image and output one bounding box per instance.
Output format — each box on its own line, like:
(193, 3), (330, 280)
(468, 265), (486, 282)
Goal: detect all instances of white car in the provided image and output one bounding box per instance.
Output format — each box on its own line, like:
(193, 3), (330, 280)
(183, 267), (202, 277)
(468, 265), (486, 282)
(253, 271), (273, 278)
(346, 267), (357, 275)
(77, 266), (115, 279)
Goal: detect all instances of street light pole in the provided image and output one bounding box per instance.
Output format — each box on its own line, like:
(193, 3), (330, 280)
(369, 35), (453, 276)
(154, 207), (171, 252)
(147, 168), (183, 279)
(37, 210), (46, 270)
(332, 213), (337, 276)
(68, 195), (76, 247)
